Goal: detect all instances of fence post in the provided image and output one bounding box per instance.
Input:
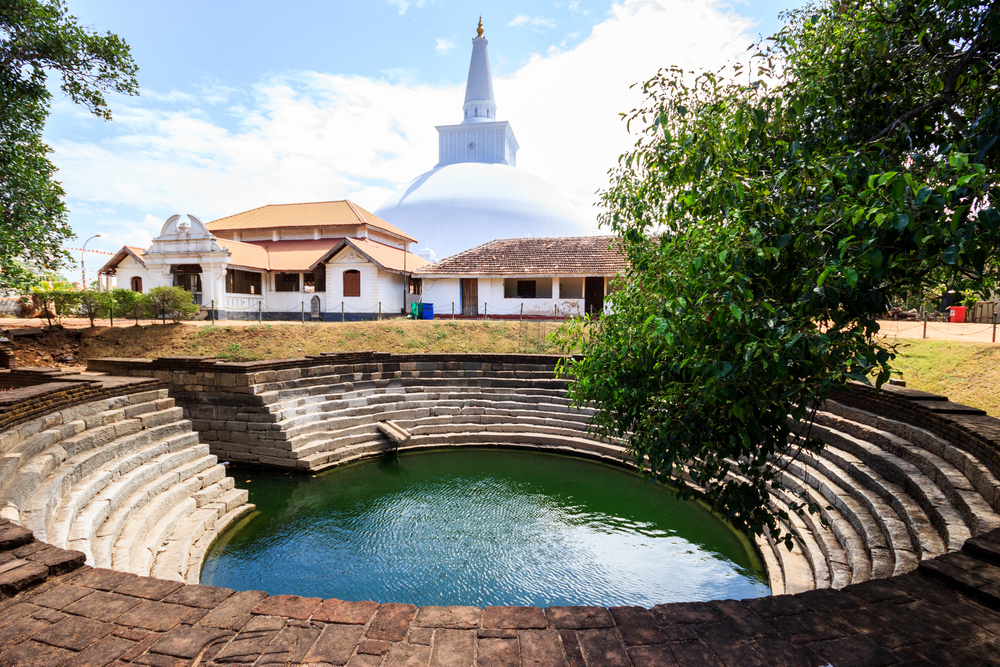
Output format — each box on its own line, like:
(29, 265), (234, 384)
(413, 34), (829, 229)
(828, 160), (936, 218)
(378, 302), (381, 320)
(554, 304), (557, 320)
(994, 312), (997, 344)
(520, 303), (523, 322)
(210, 300), (215, 325)
(342, 302), (345, 322)
(301, 301), (305, 324)
(484, 302), (487, 321)
(923, 311), (927, 339)
(258, 302), (262, 324)
(109, 298), (114, 327)
(452, 302), (455, 319)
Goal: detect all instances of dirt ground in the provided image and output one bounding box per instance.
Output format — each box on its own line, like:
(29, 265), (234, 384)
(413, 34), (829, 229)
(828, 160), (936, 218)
(1, 317), (564, 367)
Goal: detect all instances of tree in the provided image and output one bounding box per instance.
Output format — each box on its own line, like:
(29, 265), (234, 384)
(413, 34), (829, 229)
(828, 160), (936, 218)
(0, 0), (138, 291)
(147, 286), (198, 323)
(75, 289), (107, 326)
(110, 287), (147, 326)
(559, 0), (1000, 545)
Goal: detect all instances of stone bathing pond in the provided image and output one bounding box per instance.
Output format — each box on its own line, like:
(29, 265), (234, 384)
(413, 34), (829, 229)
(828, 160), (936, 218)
(201, 448), (769, 607)
(0, 352), (998, 666)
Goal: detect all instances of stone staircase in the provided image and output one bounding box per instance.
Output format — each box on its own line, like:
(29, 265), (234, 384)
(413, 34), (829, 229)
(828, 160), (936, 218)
(206, 362), (622, 471)
(0, 384), (252, 583)
(81, 353), (1000, 598)
(758, 399), (1000, 595)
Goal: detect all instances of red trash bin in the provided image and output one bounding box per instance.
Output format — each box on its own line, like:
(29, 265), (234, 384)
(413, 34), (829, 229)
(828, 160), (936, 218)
(950, 306), (967, 323)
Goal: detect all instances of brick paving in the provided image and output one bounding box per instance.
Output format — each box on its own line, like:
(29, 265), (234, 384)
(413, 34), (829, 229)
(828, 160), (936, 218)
(0, 520), (998, 666)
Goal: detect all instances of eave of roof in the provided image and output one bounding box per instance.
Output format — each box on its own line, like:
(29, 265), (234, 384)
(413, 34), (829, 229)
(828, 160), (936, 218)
(99, 246), (147, 274)
(310, 238), (430, 274)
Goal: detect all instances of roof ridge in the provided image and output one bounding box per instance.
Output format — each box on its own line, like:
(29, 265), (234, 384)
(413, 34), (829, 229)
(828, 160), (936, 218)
(346, 200), (367, 224)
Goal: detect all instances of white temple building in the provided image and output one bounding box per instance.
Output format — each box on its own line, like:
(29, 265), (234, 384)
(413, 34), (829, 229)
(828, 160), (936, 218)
(99, 203), (428, 320)
(374, 19), (590, 261)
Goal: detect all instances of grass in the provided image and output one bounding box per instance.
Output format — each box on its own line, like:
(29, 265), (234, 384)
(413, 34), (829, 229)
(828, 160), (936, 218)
(77, 319), (567, 363)
(887, 339), (1000, 416)
(72, 322), (1000, 416)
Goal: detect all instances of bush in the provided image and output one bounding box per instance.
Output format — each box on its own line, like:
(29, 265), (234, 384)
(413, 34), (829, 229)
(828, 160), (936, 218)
(146, 286), (198, 323)
(76, 291), (110, 327)
(110, 288), (150, 325)
(30, 289), (80, 326)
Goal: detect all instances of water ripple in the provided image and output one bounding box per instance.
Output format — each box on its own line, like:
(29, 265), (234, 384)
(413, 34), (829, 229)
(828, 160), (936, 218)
(202, 449), (770, 606)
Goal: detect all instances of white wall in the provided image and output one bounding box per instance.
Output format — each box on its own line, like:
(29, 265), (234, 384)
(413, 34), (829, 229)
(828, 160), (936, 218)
(421, 276), (588, 316)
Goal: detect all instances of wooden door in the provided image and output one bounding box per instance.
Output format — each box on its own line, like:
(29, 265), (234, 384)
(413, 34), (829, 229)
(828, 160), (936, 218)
(585, 277), (604, 315)
(461, 278), (478, 316)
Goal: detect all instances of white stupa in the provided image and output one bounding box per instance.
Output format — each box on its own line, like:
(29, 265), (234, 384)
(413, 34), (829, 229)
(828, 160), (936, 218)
(375, 19), (589, 260)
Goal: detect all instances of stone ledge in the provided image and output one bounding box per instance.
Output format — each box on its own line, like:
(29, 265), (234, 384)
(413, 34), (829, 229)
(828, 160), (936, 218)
(0, 525), (999, 666)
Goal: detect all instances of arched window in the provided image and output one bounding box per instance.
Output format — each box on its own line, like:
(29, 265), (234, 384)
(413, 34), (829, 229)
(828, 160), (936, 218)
(130, 276), (142, 292)
(343, 270), (361, 298)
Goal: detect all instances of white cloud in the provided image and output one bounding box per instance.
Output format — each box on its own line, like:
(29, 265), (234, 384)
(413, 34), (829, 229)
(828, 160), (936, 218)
(508, 15), (558, 28)
(52, 0), (756, 250)
(435, 38), (455, 55)
(387, 0), (425, 16)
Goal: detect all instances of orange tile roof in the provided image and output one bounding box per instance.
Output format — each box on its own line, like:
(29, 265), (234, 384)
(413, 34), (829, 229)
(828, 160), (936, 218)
(239, 239), (343, 272)
(204, 201), (416, 242)
(220, 240), (270, 271)
(311, 238), (429, 274)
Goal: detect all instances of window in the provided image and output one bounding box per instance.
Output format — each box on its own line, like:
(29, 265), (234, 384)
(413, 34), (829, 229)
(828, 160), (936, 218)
(408, 278), (422, 295)
(503, 277), (552, 299)
(275, 272), (300, 292)
(301, 267), (327, 293)
(130, 276), (142, 292)
(560, 277), (584, 299)
(226, 269), (262, 295)
(343, 269), (361, 297)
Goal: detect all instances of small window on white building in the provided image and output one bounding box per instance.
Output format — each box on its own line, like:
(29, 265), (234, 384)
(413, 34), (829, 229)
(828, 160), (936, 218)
(560, 277), (584, 299)
(343, 270), (361, 298)
(275, 273), (299, 292)
(503, 277), (552, 299)
(130, 276), (142, 292)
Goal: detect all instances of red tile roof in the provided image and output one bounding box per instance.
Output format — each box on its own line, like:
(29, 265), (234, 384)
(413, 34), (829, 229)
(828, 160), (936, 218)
(415, 236), (626, 276)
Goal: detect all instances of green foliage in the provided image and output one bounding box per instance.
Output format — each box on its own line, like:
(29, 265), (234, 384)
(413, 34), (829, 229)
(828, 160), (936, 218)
(146, 286), (198, 323)
(109, 288), (148, 325)
(30, 288), (79, 325)
(75, 290), (108, 326)
(0, 0), (138, 291)
(560, 0), (1000, 544)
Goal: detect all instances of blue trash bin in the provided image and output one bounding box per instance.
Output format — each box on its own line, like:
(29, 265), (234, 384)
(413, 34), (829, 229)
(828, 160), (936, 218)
(422, 303), (434, 320)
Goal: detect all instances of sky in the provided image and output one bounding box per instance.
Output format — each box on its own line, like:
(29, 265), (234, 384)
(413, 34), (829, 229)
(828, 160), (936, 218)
(46, 0), (805, 273)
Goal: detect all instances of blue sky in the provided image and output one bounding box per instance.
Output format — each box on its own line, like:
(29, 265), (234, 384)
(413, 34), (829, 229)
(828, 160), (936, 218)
(47, 0), (803, 274)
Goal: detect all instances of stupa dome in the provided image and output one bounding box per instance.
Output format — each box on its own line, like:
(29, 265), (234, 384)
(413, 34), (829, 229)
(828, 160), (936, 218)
(374, 19), (590, 259)
(375, 163), (588, 259)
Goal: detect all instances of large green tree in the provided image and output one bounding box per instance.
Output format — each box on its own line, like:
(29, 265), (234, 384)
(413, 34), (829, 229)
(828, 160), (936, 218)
(561, 0), (1000, 545)
(0, 0), (137, 290)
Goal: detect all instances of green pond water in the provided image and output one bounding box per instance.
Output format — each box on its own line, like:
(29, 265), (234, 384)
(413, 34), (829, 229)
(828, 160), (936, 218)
(201, 448), (770, 607)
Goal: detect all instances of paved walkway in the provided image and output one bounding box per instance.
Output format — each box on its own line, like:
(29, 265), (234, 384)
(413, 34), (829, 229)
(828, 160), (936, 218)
(1, 519), (999, 666)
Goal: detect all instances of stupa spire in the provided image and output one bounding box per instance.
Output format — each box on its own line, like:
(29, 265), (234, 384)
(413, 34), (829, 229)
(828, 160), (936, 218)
(461, 17), (496, 124)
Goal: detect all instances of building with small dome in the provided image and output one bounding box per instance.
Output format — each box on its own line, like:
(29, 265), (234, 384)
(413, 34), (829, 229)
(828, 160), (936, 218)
(375, 20), (591, 262)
